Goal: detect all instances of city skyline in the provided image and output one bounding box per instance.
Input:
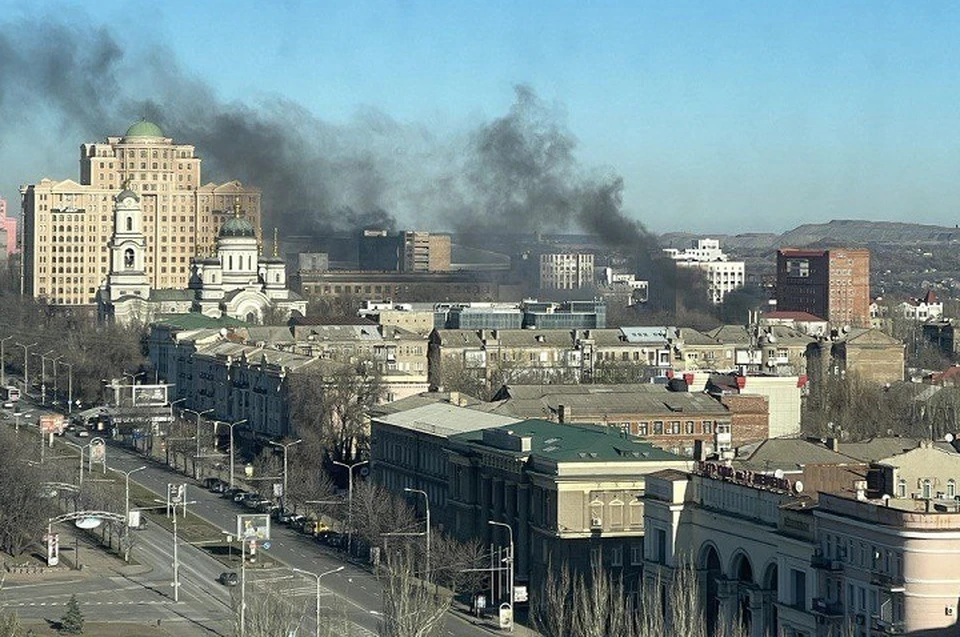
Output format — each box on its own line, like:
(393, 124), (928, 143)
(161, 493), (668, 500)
(1, 1), (959, 235)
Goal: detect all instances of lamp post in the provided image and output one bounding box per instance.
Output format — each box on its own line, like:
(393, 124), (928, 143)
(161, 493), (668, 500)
(65, 440), (94, 487)
(154, 497), (195, 603)
(184, 408), (213, 480)
(215, 419), (247, 489)
(51, 355), (64, 407)
(124, 372), (145, 407)
(405, 487), (431, 582)
(37, 349), (54, 405)
(115, 465), (146, 562)
(269, 438), (302, 514)
(291, 566), (344, 637)
(62, 362), (74, 415)
(332, 460), (367, 555)
(16, 342), (36, 393)
(489, 520), (515, 631)
(0, 335), (12, 387)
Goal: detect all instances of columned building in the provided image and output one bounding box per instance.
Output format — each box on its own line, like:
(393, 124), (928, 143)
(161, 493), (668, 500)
(21, 120), (260, 307)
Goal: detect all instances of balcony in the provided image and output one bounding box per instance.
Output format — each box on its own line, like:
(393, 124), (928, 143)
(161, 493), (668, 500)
(870, 572), (906, 593)
(871, 617), (906, 634)
(810, 553), (842, 571)
(811, 598), (844, 617)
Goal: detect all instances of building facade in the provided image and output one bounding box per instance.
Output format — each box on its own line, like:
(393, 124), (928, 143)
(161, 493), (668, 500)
(539, 252), (595, 290)
(776, 248), (871, 328)
(21, 120), (261, 307)
(664, 238), (745, 305)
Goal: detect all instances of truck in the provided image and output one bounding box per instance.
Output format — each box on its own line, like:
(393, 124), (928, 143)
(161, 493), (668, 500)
(1, 386), (20, 402)
(39, 415), (66, 436)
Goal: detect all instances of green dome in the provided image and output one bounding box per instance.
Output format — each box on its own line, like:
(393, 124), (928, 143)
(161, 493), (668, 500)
(220, 216), (256, 238)
(124, 120), (164, 138)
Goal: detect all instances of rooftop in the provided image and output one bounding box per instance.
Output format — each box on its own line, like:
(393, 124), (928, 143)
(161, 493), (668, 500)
(124, 119), (164, 139)
(373, 403), (519, 438)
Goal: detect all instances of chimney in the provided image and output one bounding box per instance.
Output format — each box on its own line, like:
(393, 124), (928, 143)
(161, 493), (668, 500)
(825, 437), (839, 452)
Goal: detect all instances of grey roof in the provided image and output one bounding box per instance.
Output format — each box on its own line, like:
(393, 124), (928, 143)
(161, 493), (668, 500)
(150, 289), (195, 302)
(673, 327), (722, 346)
(370, 391), (495, 417)
(734, 439), (860, 472)
(492, 384), (728, 419)
(244, 326), (296, 345)
(841, 438), (958, 462)
(373, 403), (520, 438)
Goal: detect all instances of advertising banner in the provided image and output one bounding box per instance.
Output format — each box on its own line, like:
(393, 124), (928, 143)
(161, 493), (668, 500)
(237, 514), (271, 541)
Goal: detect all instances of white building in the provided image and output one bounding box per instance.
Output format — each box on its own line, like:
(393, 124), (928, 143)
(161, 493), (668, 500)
(664, 238), (745, 305)
(895, 291), (943, 322)
(98, 192), (306, 325)
(539, 252), (594, 290)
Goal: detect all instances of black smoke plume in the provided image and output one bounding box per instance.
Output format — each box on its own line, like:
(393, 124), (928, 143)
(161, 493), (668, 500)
(0, 14), (706, 313)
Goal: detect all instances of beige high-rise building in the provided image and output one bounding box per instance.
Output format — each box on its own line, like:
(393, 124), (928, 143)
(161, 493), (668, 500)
(21, 120), (261, 307)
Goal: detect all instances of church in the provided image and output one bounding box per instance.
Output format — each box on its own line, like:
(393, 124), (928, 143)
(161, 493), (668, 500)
(98, 187), (307, 325)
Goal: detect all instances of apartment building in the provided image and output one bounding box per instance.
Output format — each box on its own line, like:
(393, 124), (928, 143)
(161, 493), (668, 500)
(21, 120), (260, 306)
(704, 324), (814, 377)
(776, 248), (870, 328)
(664, 238), (745, 304)
(806, 328), (905, 387)
(895, 290), (943, 322)
(644, 441), (960, 637)
(539, 252), (595, 290)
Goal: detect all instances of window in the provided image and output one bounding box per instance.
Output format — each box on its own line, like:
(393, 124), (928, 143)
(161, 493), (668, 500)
(655, 528), (667, 564)
(948, 479), (956, 498)
(638, 422), (648, 436)
(786, 258), (810, 278)
(631, 545), (643, 566)
(922, 479), (932, 499)
(610, 545), (623, 567)
(653, 421), (663, 435)
(685, 421), (695, 434)
(790, 568), (806, 610)
(702, 421), (713, 434)
(609, 499), (624, 527)
(897, 479), (906, 498)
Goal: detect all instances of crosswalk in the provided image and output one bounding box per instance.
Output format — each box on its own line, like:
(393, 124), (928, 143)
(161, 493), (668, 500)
(4, 599), (171, 607)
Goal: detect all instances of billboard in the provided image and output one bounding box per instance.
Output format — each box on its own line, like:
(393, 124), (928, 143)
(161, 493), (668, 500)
(39, 415), (65, 435)
(237, 514), (270, 541)
(89, 438), (106, 465)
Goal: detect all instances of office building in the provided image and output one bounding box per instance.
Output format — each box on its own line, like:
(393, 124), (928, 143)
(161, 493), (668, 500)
(776, 248), (870, 328)
(539, 252), (595, 290)
(0, 197), (15, 256)
(664, 239), (745, 305)
(21, 120), (261, 307)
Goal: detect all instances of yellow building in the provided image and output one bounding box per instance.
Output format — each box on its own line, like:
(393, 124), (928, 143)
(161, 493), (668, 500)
(21, 120), (260, 307)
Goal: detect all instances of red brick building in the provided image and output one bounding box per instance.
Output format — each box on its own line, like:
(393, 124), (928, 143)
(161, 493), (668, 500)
(776, 247), (870, 328)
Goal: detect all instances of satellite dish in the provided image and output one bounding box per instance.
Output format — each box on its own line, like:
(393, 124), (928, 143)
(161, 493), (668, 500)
(75, 517), (102, 530)
(946, 433), (955, 443)
(774, 469), (785, 479)
(793, 481), (804, 494)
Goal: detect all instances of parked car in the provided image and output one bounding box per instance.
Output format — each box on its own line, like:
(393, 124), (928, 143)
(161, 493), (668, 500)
(218, 571), (239, 587)
(288, 514), (306, 529)
(232, 491), (250, 503)
(256, 500), (278, 514)
(77, 430), (89, 438)
(222, 487), (241, 499)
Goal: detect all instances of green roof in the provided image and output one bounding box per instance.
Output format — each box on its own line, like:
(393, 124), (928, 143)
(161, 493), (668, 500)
(124, 120), (164, 138)
(452, 418), (684, 463)
(151, 313), (248, 330)
(220, 216), (256, 238)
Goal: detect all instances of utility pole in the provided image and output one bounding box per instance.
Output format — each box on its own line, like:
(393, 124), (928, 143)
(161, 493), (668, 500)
(269, 438), (302, 514)
(16, 342), (36, 393)
(332, 460), (368, 555)
(51, 355), (64, 407)
(489, 520), (515, 632)
(405, 487), (431, 582)
(0, 335), (12, 387)
(38, 349), (53, 405)
(62, 362), (73, 415)
(292, 566), (344, 637)
(116, 465), (146, 562)
(184, 408), (213, 480)
(215, 419), (247, 489)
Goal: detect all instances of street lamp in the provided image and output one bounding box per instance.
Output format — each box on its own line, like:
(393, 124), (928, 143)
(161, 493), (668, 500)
(291, 566), (344, 637)
(184, 408), (214, 480)
(64, 439), (95, 487)
(37, 349), (54, 405)
(114, 465), (146, 562)
(269, 438), (302, 514)
(489, 519), (515, 631)
(214, 419), (247, 489)
(51, 355), (64, 407)
(153, 496), (196, 603)
(16, 342), (36, 393)
(61, 362), (73, 415)
(332, 460), (368, 555)
(405, 487), (431, 582)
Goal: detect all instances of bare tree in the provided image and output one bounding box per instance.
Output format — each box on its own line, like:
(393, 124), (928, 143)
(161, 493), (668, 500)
(288, 356), (385, 464)
(377, 546), (451, 637)
(0, 429), (55, 556)
(532, 558), (573, 637)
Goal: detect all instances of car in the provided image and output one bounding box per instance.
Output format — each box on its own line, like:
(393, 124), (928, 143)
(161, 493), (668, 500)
(2, 402), (12, 409)
(77, 430), (90, 438)
(232, 491), (250, 503)
(288, 514), (306, 528)
(257, 501), (279, 514)
(222, 487), (241, 499)
(218, 571), (239, 587)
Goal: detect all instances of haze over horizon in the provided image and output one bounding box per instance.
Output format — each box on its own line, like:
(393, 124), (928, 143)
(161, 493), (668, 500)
(1, 0), (958, 236)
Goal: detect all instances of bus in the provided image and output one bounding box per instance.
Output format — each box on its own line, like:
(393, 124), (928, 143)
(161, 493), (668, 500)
(1, 386), (20, 403)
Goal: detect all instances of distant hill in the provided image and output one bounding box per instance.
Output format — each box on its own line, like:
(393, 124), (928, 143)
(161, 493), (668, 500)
(661, 219), (960, 251)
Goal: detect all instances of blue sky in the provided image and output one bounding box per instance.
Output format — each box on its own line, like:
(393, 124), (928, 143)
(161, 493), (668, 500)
(3, 0), (960, 234)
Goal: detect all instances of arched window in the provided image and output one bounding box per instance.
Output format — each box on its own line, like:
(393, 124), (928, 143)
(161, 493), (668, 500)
(124, 248), (135, 268)
(275, 273), (281, 283)
(922, 479), (932, 499)
(948, 480), (956, 499)
(247, 255), (252, 270)
(228, 255), (233, 270)
(126, 216), (133, 232)
(897, 479), (906, 498)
